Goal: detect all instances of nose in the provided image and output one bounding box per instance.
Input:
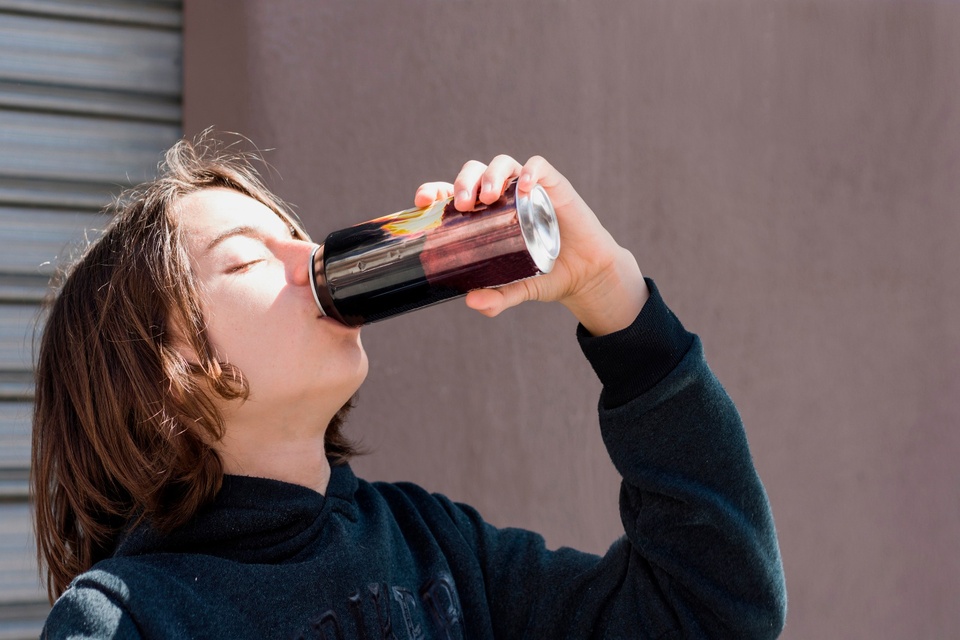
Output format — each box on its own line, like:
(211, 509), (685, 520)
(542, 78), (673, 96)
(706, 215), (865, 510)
(285, 239), (320, 288)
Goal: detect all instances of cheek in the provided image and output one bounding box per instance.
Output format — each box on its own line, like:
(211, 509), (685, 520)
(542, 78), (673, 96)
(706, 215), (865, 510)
(202, 283), (283, 360)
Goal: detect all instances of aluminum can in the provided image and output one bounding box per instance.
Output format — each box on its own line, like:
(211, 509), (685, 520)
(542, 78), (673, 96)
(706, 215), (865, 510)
(309, 178), (560, 326)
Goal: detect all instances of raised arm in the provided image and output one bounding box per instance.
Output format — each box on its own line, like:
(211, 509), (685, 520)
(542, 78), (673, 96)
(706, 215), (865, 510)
(412, 158), (787, 638)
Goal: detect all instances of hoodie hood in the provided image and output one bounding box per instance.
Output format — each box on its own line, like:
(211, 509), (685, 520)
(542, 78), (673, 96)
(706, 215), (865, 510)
(113, 462), (360, 564)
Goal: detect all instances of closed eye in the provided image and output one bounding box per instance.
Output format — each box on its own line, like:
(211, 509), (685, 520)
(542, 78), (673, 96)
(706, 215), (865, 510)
(226, 259), (264, 274)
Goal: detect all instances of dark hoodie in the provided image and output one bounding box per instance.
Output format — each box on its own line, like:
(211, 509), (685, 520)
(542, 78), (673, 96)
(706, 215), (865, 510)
(42, 280), (787, 639)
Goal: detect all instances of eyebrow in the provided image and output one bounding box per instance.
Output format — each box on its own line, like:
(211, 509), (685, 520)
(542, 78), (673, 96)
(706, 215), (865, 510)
(203, 225), (267, 255)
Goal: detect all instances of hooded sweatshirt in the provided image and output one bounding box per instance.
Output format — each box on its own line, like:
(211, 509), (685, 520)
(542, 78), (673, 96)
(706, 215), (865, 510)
(42, 280), (787, 639)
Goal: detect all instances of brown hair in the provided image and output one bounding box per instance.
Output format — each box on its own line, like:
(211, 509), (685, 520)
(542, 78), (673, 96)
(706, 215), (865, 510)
(31, 134), (359, 602)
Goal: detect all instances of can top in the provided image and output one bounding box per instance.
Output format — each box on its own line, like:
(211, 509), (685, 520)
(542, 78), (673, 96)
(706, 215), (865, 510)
(516, 183), (560, 274)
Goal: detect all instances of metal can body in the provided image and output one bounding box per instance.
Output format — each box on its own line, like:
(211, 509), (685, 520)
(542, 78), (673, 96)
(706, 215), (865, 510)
(310, 179), (560, 326)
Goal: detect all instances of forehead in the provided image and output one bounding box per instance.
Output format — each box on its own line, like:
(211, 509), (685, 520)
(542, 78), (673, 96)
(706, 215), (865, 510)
(176, 187), (289, 237)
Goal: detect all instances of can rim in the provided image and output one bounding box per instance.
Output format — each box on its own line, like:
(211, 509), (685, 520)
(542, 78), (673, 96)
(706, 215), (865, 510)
(309, 244), (328, 317)
(516, 183), (560, 274)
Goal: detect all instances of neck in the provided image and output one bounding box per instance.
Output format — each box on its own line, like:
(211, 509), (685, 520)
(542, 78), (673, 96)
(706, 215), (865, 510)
(214, 402), (340, 495)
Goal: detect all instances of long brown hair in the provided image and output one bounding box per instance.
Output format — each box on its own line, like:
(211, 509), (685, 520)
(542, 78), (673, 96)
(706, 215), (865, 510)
(32, 134), (359, 602)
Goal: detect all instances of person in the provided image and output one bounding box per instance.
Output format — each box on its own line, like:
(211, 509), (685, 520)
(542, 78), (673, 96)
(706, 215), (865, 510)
(33, 135), (787, 639)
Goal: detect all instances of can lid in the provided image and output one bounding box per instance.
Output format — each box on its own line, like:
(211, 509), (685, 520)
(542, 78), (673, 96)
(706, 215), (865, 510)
(517, 183), (561, 273)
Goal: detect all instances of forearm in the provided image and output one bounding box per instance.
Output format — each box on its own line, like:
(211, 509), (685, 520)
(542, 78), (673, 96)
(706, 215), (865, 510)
(581, 283), (787, 637)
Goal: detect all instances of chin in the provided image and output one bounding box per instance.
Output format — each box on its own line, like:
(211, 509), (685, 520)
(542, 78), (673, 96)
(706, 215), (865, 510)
(335, 347), (369, 394)
(354, 350), (370, 387)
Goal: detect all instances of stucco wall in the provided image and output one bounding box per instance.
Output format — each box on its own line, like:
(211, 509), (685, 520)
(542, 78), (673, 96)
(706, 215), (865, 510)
(184, 2), (960, 637)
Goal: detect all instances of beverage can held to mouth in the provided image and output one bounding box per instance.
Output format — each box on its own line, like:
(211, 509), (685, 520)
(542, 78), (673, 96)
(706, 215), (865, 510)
(309, 178), (560, 326)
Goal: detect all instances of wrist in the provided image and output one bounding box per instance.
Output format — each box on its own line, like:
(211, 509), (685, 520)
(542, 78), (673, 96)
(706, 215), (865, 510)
(563, 248), (649, 336)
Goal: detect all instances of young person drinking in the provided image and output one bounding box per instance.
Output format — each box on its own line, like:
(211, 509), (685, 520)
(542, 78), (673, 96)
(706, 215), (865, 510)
(34, 137), (786, 639)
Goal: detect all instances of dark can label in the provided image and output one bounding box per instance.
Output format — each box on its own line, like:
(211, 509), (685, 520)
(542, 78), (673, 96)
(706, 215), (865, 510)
(310, 178), (559, 326)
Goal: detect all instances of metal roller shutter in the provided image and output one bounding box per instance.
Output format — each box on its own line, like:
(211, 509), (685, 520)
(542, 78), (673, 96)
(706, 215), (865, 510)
(0, 2), (182, 636)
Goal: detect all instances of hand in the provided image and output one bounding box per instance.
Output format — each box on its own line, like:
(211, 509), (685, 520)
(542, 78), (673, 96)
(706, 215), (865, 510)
(415, 155), (649, 336)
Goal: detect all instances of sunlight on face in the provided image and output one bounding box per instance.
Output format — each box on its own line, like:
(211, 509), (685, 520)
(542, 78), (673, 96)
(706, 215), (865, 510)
(177, 188), (369, 426)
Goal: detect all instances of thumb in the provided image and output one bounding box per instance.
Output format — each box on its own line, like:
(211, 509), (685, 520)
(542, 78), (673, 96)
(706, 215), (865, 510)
(464, 280), (537, 317)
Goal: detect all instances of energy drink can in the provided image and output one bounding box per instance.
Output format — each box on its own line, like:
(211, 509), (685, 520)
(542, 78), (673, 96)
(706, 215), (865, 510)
(309, 178), (560, 326)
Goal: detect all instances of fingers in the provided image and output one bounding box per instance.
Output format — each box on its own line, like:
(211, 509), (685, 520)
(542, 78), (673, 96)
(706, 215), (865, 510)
(414, 181), (455, 208)
(517, 155), (552, 194)
(420, 154), (572, 211)
(428, 154), (567, 213)
(453, 155), (523, 211)
(517, 155), (577, 210)
(479, 155), (524, 205)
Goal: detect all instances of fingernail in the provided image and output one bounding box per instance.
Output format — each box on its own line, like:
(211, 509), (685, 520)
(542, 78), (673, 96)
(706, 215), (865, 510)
(482, 181), (492, 195)
(457, 190), (470, 202)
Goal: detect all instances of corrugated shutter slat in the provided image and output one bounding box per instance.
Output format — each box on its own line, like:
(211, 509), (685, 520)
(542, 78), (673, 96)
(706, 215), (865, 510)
(0, 12), (180, 94)
(0, 1), (182, 635)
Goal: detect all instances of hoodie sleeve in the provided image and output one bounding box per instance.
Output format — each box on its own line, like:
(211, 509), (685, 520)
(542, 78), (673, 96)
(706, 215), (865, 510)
(42, 580), (142, 639)
(438, 278), (787, 639)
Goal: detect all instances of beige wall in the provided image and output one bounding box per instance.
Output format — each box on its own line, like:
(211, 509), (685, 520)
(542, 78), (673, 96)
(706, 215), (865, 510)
(184, 2), (960, 637)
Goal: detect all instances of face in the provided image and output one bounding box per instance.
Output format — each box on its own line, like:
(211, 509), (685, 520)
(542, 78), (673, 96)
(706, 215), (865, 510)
(177, 188), (368, 423)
